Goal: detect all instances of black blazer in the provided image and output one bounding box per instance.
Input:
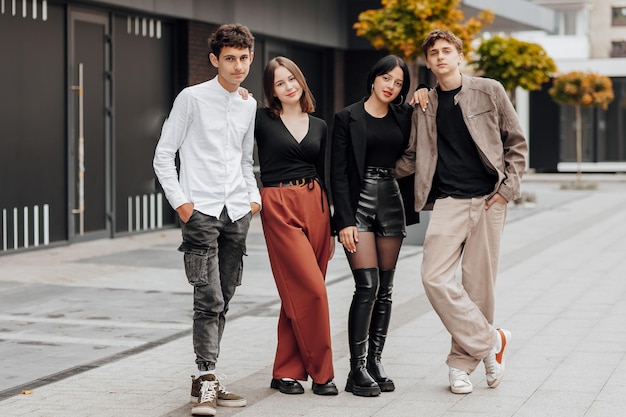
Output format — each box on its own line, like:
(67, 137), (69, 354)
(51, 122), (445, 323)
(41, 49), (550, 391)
(330, 98), (418, 233)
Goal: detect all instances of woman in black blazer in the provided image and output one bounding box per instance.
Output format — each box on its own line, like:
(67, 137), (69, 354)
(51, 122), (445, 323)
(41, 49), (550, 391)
(330, 55), (426, 397)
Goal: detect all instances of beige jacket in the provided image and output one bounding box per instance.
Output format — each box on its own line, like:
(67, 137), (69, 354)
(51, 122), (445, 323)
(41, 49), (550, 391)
(396, 74), (528, 210)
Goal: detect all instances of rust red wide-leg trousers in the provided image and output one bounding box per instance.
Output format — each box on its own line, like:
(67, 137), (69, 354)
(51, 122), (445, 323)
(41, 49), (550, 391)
(260, 181), (334, 384)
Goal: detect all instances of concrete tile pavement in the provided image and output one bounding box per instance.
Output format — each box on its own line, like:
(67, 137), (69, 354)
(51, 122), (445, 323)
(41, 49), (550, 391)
(1, 174), (626, 417)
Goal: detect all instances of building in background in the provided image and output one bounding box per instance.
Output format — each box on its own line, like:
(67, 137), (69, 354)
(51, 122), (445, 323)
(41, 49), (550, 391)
(0, 0), (560, 253)
(516, 0), (626, 173)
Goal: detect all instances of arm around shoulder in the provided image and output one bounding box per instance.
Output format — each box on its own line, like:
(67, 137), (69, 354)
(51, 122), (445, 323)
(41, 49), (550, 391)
(395, 109), (418, 178)
(241, 101), (262, 209)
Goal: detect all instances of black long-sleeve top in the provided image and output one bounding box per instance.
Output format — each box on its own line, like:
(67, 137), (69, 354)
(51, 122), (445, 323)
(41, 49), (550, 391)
(255, 108), (328, 186)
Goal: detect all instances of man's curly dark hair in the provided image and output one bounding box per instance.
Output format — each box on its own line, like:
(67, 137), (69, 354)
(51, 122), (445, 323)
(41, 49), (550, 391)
(208, 23), (254, 58)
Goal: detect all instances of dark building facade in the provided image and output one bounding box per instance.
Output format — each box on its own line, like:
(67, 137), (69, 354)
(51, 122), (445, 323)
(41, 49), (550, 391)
(1, 2), (177, 250)
(4, 0), (609, 254)
(0, 0), (346, 253)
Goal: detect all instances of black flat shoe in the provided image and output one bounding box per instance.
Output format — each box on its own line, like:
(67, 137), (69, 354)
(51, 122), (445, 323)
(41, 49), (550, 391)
(270, 378), (304, 394)
(312, 380), (338, 396)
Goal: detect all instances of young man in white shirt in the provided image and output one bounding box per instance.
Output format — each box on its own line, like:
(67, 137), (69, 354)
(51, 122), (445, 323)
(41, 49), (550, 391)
(153, 23), (261, 416)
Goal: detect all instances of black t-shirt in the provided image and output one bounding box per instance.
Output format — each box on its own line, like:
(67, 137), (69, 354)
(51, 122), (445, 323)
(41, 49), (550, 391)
(435, 86), (496, 198)
(364, 111), (405, 168)
(255, 108), (326, 185)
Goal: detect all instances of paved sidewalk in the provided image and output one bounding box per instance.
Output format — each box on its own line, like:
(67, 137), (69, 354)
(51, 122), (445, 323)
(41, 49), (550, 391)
(1, 174), (626, 417)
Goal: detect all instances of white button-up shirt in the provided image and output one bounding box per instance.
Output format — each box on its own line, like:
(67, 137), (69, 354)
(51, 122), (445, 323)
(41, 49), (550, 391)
(153, 76), (260, 222)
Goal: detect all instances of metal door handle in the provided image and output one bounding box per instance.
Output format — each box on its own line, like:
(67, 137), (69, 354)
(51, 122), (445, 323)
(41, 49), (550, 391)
(71, 63), (85, 235)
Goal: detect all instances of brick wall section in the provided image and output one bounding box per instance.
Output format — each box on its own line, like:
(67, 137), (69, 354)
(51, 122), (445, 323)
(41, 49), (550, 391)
(187, 21), (219, 87)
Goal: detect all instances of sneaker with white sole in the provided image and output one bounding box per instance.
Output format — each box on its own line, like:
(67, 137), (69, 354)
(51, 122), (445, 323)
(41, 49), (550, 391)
(191, 374), (247, 407)
(449, 367), (473, 394)
(192, 377), (218, 416)
(215, 377), (247, 407)
(483, 328), (511, 388)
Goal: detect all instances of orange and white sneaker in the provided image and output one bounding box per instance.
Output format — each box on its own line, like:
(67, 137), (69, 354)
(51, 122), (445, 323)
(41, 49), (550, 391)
(483, 328), (511, 388)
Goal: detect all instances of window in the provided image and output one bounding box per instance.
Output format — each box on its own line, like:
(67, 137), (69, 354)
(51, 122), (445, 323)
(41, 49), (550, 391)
(612, 7), (626, 26)
(611, 41), (626, 57)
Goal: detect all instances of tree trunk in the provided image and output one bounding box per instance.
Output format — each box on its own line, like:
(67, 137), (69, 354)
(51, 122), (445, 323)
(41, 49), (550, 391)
(575, 105), (583, 186)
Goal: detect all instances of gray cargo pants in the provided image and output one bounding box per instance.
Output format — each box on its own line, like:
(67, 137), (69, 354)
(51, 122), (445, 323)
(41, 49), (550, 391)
(179, 207), (251, 371)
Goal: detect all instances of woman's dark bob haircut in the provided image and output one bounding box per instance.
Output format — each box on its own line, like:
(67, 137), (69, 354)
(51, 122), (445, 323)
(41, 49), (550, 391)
(366, 55), (410, 105)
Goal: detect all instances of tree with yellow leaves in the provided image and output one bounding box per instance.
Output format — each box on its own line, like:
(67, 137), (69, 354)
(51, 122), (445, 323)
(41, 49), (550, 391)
(549, 71), (614, 186)
(354, 0), (493, 86)
(471, 35), (557, 106)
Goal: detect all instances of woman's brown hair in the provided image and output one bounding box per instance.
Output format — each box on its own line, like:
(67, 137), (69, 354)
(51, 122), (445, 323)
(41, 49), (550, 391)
(263, 56), (315, 119)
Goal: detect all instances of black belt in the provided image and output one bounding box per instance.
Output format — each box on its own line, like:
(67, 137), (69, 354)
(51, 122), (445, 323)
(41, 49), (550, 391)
(365, 166), (394, 175)
(364, 167), (395, 180)
(264, 177), (315, 187)
(263, 177), (326, 213)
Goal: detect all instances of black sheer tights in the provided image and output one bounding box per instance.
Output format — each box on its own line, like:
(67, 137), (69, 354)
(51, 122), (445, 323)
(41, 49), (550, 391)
(346, 232), (403, 271)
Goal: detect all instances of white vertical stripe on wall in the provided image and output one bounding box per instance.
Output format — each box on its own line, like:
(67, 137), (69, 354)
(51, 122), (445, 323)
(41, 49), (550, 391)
(13, 208), (18, 249)
(43, 204), (49, 245)
(149, 193), (156, 229)
(33, 205), (39, 247)
(123, 15), (162, 40)
(142, 194), (148, 230)
(135, 196), (140, 231)
(1, 204), (50, 251)
(127, 193), (165, 233)
(157, 193), (163, 228)
(128, 196), (133, 233)
(23, 207), (29, 248)
(0, 0), (46, 20)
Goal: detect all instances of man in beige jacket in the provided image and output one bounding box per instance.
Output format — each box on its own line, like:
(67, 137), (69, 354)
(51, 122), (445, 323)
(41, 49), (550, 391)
(396, 29), (527, 394)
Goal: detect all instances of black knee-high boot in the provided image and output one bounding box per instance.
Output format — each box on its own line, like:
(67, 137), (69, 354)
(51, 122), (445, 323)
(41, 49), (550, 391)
(367, 268), (395, 392)
(345, 267), (381, 397)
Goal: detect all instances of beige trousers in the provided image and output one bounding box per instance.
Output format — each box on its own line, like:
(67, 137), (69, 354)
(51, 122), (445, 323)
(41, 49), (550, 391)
(421, 196), (507, 373)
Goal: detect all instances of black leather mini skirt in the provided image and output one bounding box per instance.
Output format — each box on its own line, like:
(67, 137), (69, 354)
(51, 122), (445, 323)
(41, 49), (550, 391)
(354, 167), (406, 237)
